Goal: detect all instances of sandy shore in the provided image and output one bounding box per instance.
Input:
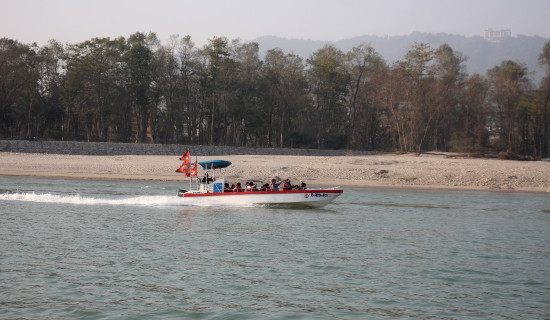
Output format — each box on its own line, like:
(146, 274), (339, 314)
(1, 152), (549, 193)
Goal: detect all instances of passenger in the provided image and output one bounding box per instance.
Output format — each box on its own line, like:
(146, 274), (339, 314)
(224, 183), (232, 192)
(260, 184), (269, 191)
(269, 178), (280, 191)
(233, 182), (244, 192)
(300, 182), (307, 190)
(202, 173), (213, 184)
(282, 178), (292, 190)
(249, 181), (257, 191)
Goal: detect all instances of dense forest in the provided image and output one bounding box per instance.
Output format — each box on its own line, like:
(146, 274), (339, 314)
(1, 32), (549, 157)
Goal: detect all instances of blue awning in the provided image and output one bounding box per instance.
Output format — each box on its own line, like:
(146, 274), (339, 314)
(198, 160), (232, 170)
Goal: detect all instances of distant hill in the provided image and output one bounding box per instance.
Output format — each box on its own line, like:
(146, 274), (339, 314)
(253, 32), (549, 83)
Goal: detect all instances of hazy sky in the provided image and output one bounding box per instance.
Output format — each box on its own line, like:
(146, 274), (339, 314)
(1, 0), (549, 46)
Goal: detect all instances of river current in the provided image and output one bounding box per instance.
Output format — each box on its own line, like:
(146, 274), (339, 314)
(1, 176), (549, 319)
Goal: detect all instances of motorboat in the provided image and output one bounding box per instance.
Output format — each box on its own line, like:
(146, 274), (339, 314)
(176, 158), (342, 208)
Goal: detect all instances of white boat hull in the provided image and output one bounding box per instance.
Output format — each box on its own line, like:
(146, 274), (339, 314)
(179, 189), (342, 208)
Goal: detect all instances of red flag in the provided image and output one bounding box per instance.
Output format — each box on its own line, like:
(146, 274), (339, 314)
(179, 150), (190, 162)
(176, 163), (189, 173)
(176, 150), (191, 173)
(186, 161), (198, 177)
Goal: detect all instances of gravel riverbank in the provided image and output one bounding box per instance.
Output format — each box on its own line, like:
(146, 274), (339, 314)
(1, 144), (549, 193)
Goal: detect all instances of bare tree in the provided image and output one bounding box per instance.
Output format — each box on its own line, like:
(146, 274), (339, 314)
(345, 44), (385, 149)
(488, 61), (531, 152)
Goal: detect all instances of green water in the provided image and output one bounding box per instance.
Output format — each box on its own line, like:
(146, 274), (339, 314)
(1, 177), (549, 319)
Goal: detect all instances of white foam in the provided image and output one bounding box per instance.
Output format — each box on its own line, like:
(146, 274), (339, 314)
(0, 192), (185, 207)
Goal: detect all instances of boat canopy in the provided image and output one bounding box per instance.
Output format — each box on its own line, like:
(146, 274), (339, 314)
(198, 160), (232, 170)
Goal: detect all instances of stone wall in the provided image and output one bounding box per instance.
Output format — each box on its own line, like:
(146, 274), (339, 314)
(0, 140), (372, 156)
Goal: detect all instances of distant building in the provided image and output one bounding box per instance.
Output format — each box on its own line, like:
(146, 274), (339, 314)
(484, 28), (511, 42)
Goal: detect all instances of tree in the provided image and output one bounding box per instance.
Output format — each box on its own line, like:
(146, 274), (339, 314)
(402, 42), (436, 152)
(17, 44), (40, 139)
(231, 41), (262, 146)
(178, 36), (202, 144)
(63, 37), (125, 141)
(344, 44), (386, 150)
(431, 43), (467, 151)
(487, 61), (531, 152)
(262, 48), (309, 147)
(307, 45), (349, 149)
(538, 41), (550, 157)
(125, 32), (154, 143)
(35, 40), (65, 139)
(453, 74), (490, 152)
(379, 62), (408, 152)
(0, 39), (38, 138)
(201, 37), (232, 145)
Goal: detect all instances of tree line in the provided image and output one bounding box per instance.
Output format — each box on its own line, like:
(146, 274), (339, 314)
(1, 32), (549, 157)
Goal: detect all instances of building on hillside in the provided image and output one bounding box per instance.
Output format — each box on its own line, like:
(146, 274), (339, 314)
(484, 28), (511, 42)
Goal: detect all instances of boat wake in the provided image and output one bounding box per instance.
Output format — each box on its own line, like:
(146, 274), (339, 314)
(0, 192), (186, 207)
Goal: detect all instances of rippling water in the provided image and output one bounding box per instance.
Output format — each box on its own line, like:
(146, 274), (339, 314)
(1, 176), (549, 319)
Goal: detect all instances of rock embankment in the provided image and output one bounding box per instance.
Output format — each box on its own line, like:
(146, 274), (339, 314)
(0, 140), (371, 157)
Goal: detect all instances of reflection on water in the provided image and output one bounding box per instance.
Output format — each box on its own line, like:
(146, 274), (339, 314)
(1, 176), (549, 319)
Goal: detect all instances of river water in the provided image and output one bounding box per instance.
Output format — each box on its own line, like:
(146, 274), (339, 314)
(1, 176), (549, 319)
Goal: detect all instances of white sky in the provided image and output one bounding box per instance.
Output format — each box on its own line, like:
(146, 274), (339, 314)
(1, 0), (549, 46)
